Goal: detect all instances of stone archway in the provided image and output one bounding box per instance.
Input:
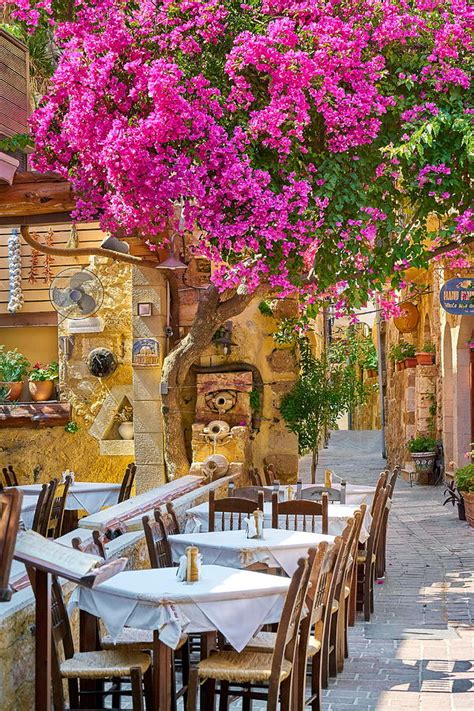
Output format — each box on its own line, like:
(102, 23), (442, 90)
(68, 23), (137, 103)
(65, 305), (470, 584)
(442, 323), (454, 464)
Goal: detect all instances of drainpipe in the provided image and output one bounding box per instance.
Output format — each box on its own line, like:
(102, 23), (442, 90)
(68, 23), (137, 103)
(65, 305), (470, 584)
(375, 296), (387, 459)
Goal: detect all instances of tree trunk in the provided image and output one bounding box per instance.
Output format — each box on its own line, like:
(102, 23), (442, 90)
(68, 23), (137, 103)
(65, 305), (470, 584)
(311, 447), (318, 484)
(160, 284), (260, 480)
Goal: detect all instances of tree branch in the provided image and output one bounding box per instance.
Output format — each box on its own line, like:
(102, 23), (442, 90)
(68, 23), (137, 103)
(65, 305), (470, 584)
(20, 225), (159, 269)
(429, 234), (474, 258)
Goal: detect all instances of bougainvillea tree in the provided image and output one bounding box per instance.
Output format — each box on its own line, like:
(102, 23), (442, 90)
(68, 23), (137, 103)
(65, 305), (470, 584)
(3, 0), (472, 477)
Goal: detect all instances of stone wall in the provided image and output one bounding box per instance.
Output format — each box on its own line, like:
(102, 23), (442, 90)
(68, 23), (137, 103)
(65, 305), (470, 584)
(0, 257), (134, 486)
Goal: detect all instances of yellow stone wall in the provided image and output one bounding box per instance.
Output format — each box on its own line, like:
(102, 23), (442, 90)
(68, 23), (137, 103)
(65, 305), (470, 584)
(0, 257), (134, 485)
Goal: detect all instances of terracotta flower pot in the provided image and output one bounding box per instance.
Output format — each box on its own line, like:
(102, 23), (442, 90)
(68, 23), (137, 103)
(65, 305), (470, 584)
(28, 380), (56, 402)
(416, 352), (435, 366)
(461, 492), (474, 527)
(367, 368), (378, 378)
(411, 451), (436, 479)
(404, 357), (418, 368)
(396, 361), (404, 371)
(0, 381), (23, 401)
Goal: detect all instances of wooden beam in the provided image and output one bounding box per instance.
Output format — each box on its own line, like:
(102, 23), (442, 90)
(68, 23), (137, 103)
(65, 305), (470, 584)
(0, 212), (75, 226)
(0, 312), (58, 327)
(0, 171), (75, 218)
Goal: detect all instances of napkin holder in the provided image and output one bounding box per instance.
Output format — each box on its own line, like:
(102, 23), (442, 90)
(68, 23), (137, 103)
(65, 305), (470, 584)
(177, 546), (202, 583)
(286, 485), (295, 501)
(245, 509), (264, 539)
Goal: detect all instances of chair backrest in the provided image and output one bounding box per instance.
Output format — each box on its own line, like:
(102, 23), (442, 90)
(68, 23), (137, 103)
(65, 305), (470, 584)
(271, 491), (329, 534)
(295, 541), (333, 707)
(0, 488), (23, 601)
(72, 530), (106, 559)
(162, 501), (180, 536)
(268, 555), (312, 706)
(208, 489), (264, 532)
(264, 463), (277, 486)
(2, 465), (18, 487)
(301, 485), (346, 504)
(371, 471), (388, 514)
(45, 476), (72, 539)
(31, 482), (53, 535)
(118, 463), (136, 503)
(248, 468), (264, 487)
(231, 486), (273, 503)
(366, 486), (390, 564)
(142, 514), (173, 568)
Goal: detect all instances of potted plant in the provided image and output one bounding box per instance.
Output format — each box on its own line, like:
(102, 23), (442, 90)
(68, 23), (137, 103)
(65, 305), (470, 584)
(0, 347), (30, 401)
(362, 342), (378, 378)
(389, 343), (405, 371)
(416, 342), (435, 366)
(454, 464), (474, 527)
(28, 362), (59, 401)
(408, 435), (437, 481)
(400, 341), (417, 368)
(443, 480), (466, 521)
(115, 403), (134, 440)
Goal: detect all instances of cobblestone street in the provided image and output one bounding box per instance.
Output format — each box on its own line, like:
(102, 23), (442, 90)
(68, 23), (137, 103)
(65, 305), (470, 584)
(300, 430), (474, 711)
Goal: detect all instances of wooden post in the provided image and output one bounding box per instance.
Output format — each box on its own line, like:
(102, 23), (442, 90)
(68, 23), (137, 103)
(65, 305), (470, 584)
(35, 568), (51, 711)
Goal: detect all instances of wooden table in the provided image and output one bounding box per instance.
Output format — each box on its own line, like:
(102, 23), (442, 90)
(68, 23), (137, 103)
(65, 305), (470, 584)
(72, 565), (291, 711)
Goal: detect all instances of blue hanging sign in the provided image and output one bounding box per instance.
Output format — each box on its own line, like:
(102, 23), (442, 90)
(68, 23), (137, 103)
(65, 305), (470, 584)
(439, 277), (474, 315)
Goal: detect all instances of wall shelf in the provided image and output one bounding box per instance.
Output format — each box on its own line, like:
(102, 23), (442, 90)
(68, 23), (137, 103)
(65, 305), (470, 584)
(0, 402), (71, 428)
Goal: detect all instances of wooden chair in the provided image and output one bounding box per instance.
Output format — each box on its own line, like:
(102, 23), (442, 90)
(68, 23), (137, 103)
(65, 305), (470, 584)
(348, 505), (368, 627)
(2, 465), (19, 487)
(271, 491), (329, 534)
(142, 514), (173, 568)
(301, 484), (346, 504)
(376, 468), (399, 579)
(248, 467), (265, 487)
(357, 485), (390, 621)
(163, 501), (180, 536)
(72, 530), (106, 559)
(28, 570), (152, 710)
(118, 463), (136, 503)
(208, 489), (264, 532)
(187, 555), (312, 711)
(230, 486), (273, 503)
(371, 471), (388, 515)
(31, 483), (51, 535)
(46, 476), (72, 539)
(0, 488), (23, 602)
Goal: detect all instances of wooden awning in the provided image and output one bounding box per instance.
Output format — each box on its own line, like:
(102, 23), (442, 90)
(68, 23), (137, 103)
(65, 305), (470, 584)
(0, 171), (76, 226)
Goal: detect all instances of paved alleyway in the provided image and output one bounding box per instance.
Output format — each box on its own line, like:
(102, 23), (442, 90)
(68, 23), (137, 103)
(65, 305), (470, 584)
(300, 430), (474, 711)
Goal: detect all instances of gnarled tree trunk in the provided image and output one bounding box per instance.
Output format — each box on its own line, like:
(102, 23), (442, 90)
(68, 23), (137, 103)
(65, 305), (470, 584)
(160, 284), (260, 479)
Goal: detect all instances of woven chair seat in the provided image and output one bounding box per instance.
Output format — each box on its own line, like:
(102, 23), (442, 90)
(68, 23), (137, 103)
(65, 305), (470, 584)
(344, 585), (351, 598)
(307, 635), (322, 657)
(357, 552), (376, 564)
(331, 600), (339, 613)
(60, 650), (151, 679)
(101, 628), (188, 651)
(196, 650), (292, 684)
(101, 628), (154, 650)
(243, 631), (277, 652)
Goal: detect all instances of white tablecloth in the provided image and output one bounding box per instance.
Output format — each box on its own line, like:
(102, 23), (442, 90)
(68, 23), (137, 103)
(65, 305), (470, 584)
(15, 482), (121, 529)
(79, 475), (203, 531)
(185, 501), (372, 543)
(70, 565), (290, 652)
(169, 529), (335, 576)
(264, 482), (376, 506)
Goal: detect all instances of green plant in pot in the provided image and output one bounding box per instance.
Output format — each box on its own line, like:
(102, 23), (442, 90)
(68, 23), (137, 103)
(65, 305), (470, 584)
(389, 340), (416, 370)
(28, 361), (59, 402)
(408, 435), (437, 481)
(454, 464), (474, 527)
(443, 480), (466, 521)
(361, 341), (378, 378)
(0, 347), (30, 401)
(416, 342), (435, 366)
